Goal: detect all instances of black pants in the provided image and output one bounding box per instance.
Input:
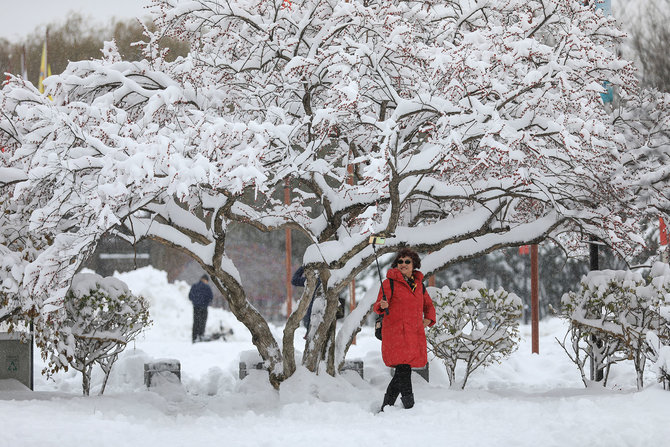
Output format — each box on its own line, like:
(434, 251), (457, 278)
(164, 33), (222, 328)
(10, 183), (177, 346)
(192, 306), (208, 342)
(385, 364), (413, 405)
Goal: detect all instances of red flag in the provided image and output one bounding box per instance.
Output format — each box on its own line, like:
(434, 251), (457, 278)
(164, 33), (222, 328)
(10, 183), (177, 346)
(660, 217), (668, 245)
(519, 245), (530, 255)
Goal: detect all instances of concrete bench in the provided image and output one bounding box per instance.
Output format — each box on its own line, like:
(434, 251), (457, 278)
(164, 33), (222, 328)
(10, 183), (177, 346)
(238, 361), (267, 379)
(413, 364), (429, 382)
(340, 360), (364, 379)
(144, 359), (181, 387)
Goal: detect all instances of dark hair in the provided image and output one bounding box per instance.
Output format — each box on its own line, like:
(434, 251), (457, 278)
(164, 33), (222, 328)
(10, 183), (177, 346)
(201, 274), (210, 282)
(391, 248), (421, 270)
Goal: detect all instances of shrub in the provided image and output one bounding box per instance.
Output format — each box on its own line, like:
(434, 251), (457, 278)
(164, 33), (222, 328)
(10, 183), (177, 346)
(37, 273), (151, 395)
(646, 331), (670, 390)
(558, 263), (670, 389)
(427, 280), (522, 389)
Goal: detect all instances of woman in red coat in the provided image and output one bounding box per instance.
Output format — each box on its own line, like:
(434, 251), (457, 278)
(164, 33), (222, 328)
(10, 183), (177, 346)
(373, 248), (436, 410)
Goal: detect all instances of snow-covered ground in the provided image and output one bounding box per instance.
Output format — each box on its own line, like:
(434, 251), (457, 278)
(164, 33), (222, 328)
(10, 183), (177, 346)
(1, 266), (668, 446)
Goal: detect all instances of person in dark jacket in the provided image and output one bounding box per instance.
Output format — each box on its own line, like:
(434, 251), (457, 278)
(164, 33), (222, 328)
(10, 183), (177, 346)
(189, 274), (213, 343)
(373, 248), (436, 411)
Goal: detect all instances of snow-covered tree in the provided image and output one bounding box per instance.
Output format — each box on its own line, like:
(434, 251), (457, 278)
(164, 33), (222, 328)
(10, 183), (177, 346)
(2, 0), (669, 387)
(427, 280), (522, 388)
(39, 273), (151, 396)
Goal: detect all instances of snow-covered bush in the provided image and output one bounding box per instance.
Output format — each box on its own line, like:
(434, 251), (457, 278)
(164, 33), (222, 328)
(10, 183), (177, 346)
(427, 280), (522, 389)
(37, 273), (151, 396)
(646, 331), (670, 390)
(644, 263), (670, 390)
(558, 264), (670, 389)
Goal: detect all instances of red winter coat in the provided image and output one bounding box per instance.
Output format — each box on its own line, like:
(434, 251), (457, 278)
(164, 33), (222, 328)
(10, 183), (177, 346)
(373, 268), (436, 368)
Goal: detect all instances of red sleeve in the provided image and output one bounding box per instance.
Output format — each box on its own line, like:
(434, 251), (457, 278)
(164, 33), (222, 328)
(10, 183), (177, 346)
(423, 288), (436, 326)
(373, 279), (392, 315)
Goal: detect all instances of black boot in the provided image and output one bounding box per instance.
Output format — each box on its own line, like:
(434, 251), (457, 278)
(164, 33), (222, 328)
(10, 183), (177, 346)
(401, 393), (414, 409)
(396, 364), (414, 409)
(381, 373), (400, 411)
(381, 388), (399, 411)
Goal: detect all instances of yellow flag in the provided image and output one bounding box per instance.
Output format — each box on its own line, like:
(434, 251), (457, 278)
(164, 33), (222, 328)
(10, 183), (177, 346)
(38, 39), (49, 94)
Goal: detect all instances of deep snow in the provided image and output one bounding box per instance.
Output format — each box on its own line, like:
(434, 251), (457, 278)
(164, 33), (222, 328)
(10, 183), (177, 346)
(1, 266), (668, 447)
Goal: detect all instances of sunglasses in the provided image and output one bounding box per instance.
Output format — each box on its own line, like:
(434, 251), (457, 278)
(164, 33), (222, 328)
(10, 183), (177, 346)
(397, 259), (412, 265)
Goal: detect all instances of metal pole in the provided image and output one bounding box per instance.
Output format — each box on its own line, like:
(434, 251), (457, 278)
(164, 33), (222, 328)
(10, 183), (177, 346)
(531, 244), (539, 354)
(30, 321), (34, 391)
(589, 239), (599, 271)
(285, 180), (292, 317)
(21, 45), (27, 80)
(347, 154), (356, 344)
(589, 236), (603, 381)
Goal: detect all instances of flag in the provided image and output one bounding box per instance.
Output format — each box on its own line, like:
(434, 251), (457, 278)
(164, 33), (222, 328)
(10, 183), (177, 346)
(38, 31), (51, 94)
(600, 81), (613, 104)
(660, 217), (668, 246)
(519, 245), (530, 255)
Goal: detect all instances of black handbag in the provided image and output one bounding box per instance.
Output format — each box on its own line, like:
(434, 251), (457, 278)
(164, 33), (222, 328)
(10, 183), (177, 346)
(374, 280), (394, 340)
(375, 314), (384, 340)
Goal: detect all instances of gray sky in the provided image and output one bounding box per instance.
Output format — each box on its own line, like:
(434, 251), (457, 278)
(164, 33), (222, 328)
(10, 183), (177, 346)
(0, 0), (151, 42)
(0, 0), (647, 44)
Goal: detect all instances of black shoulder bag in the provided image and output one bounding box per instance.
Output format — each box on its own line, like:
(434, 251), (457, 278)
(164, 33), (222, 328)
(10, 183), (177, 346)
(374, 280), (394, 340)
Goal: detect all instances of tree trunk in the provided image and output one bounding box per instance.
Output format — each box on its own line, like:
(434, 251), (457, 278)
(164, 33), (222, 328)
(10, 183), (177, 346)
(281, 273), (316, 378)
(635, 349), (645, 390)
(302, 289), (339, 372)
(98, 355), (117, 396)
(335, 309), (371, 373)
(325, 321), (336, 376)
(210, 274), (284, 388)
(82, 364), (92, 396)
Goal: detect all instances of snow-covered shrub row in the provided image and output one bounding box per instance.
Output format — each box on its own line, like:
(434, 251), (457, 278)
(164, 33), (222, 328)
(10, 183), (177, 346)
(427, 280), (522, 389)
(37, 272), (151, 396)
(558, 263), (670, 389)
